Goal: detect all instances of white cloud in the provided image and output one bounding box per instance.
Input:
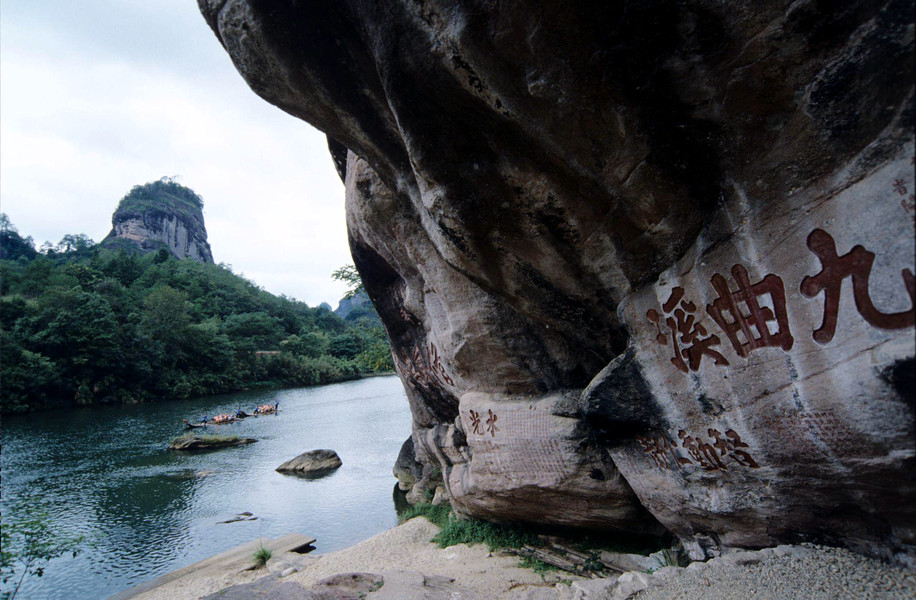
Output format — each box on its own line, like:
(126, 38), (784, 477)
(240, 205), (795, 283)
(0, 0), (352, 306)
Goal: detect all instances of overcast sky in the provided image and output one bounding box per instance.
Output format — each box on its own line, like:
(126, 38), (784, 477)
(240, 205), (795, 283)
(0, 0), (352, 307)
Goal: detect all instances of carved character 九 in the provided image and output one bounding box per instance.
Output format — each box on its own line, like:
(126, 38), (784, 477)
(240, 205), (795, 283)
(646, 287), (729, 373)
(485, 409), (499, 437)
(800, 229), (915, 344)
(706, 264), (794, 357)
(469, 409), (484, 435)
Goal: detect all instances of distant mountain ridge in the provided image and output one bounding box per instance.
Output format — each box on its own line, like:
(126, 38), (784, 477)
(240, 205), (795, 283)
(100, 178), (214, 263)
(334, 290), (381, 325)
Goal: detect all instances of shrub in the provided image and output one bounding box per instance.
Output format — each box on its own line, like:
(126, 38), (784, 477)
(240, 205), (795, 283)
(252, 543), (272, 568)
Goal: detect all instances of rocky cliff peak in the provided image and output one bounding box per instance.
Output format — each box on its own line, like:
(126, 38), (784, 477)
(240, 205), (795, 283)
(101, 178), (214, 263)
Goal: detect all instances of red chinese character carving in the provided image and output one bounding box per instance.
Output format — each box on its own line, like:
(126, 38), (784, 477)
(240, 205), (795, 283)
(903, 194), (915, 215)
(800, 229), (915, 344)
(706, 265), (794, 357)
(708, 428), (760, 468)
(469, 409), (484, 435)
(679, 430), (727, 471)
(485, 409), (499, 437)
(646, 287), (729, 373)
(637, 434), (693, 470)
(400, 343), (456, 388)
(893, 179), (908, 196)
(428, 342), (455, 386)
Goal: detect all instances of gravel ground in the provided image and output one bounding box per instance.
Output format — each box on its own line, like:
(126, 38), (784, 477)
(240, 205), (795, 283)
(635, 545), (916, 600)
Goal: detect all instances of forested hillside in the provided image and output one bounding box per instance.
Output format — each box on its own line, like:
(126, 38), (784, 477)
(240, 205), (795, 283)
(0, 214), (393, 413)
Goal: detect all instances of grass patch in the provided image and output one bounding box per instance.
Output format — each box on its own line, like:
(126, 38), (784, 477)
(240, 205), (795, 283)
(397, 502), (676, 579)
(398, 503), (451, 528)
(398, 503), (539, 550)
(434, 516), (541, 550)
(252, 543), (272, 568)
(518, 555), (557, 576)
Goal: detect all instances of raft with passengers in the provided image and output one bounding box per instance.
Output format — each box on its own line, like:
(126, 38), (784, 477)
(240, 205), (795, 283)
(183, 402), (279, 429)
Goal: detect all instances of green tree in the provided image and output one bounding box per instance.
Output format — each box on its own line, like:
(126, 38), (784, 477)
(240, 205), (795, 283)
(1, 497), (83, 600)
(0, 341), (58, 413)
(222, 312), (285, 352)
(0, 214), (37, 261)
(281, 331), (330, 358)
(0, 218), (394, 412)
(140, 286), (191, 348)
(55, 233), (94, 254)
(354, 326), (395, 372)
(332, 264), (365, 299)
(30, 290), (124, 405)
(328, 331), (365, 359)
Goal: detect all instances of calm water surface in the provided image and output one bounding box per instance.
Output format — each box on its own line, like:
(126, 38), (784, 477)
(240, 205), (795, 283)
(1, 375), (412, 600)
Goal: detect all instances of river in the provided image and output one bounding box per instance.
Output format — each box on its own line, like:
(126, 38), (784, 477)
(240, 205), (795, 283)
(0, 375), (413, 600)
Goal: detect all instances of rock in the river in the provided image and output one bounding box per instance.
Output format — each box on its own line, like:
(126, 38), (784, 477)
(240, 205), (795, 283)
(169, 435), (256, 451)
(200, 0), (915, 562)
(276, 450), (343, 476)
(219, 512), (258, 524)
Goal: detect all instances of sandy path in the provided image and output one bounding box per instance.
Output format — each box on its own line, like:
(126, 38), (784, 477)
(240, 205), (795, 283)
(130, 517), (567, 600)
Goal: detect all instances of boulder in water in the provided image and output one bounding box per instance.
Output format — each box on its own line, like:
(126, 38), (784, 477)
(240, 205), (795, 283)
(276, 449), (343, 476)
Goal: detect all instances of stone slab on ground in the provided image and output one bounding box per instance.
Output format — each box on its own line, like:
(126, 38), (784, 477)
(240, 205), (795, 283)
(107, 533), (315, 600)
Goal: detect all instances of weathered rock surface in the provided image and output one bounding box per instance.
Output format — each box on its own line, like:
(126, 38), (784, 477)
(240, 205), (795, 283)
(169, 436), (256, 451)
(101, 178), (214, 263)
(200, 0), (915, 561)
(393, 437), (424, 492)
(276, 449), (343, 475)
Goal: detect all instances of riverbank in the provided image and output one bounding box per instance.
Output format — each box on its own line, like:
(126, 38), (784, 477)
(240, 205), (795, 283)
(120, 517), (915, 600)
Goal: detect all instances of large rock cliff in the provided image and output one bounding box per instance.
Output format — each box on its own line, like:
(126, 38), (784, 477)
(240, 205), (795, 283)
(101, 178), (214, 263)
(200, 0), (915, 561)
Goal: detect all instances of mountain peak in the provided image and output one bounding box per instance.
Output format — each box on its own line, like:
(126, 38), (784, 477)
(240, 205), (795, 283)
(100, 178), (214, 263)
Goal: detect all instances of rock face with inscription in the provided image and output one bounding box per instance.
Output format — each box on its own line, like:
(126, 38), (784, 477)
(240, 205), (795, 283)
(200, 0), (915, 561)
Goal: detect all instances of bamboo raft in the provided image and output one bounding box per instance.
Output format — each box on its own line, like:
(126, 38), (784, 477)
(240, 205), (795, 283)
(183, 405), (279, 429)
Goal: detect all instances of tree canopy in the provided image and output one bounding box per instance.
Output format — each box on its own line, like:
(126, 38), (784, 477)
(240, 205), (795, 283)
(0, 216), (393, 414)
